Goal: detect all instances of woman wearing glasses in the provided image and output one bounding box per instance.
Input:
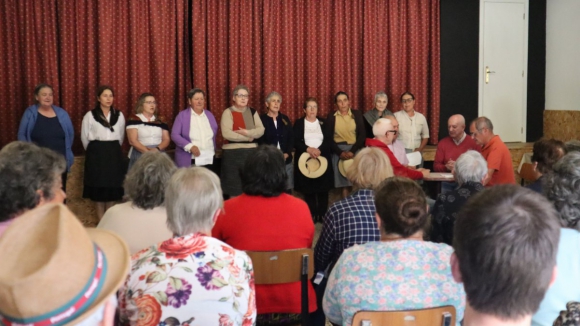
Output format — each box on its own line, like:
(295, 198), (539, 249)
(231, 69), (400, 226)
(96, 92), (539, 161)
(220, 85), (265, 198)
(126, 93), (170, 170)
(365, 118), (429, 180)
(393, 92), (430, 155)
(81, 85), (126, 220)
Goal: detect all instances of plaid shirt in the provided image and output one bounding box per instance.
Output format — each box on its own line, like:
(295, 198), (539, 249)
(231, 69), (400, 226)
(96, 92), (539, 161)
(314, 189), (380, 273)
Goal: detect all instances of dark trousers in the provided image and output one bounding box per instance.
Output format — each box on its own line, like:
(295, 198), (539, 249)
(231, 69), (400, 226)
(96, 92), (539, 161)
(304, 192), (329, 223)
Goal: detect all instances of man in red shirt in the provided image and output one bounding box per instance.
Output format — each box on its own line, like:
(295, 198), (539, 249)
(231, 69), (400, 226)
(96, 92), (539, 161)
(434, 114), (480, 172)
(469, 117), (516, 186)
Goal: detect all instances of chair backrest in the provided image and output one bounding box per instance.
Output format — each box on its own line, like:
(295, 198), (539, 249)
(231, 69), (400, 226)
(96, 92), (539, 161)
(351, 305), (456, 326)
(519, 162), (538, 183)
(245, 248), (314, 284)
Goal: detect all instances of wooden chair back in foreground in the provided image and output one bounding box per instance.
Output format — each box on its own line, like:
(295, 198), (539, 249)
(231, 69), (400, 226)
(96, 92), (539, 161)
(351, 305), (456, 326)
(519, 162), (538, 185)
(246, 248), (314, 326)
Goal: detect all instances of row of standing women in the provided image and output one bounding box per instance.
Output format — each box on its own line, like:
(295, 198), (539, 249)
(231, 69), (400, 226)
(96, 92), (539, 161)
(17, 83), (428, 221)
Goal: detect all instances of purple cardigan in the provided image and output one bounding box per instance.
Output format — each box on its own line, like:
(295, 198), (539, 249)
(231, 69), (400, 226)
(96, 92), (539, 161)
(171, 108), (218, 168)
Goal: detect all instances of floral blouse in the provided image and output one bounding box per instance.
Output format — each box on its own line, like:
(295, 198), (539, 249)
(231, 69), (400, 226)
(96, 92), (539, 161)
(118, 233), (256, 326)
(323, 240), (465, 326)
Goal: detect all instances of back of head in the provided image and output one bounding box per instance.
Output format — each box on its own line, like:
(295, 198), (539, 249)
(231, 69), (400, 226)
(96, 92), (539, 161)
(531, 138), (566, 174)
(454, 150), (488, 185)
(346, 147), (394, 191)
(544, 151), (580, 230)
(124, 151), (176, 210)
(453, 185), (560, 320)
(565, 140), (580, 153)
(0, 141), (65, 222)
(241, 145), (287, 197)
(165, 167), (223, 236)
(374, 177), (428, 237)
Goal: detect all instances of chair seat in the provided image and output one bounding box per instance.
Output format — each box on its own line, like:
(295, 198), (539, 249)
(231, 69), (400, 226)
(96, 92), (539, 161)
(352, 305), (456, 326)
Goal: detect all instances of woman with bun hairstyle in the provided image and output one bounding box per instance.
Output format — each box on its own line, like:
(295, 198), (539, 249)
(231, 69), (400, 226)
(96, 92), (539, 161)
(323, 177), (465, 326)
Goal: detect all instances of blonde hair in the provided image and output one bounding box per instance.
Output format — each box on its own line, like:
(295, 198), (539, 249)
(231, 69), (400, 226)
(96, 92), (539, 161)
(346, 147), (394, 191)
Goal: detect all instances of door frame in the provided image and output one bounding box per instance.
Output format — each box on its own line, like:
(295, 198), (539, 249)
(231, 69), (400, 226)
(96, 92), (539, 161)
(478, 0), (529, 142)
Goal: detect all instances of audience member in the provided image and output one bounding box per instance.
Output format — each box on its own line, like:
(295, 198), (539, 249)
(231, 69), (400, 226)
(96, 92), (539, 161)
(293, 97), (333, 223)
(394, 92), (429, 155)
(553, 302), (580, 326)
(363, 91), (393, 136)
(220, 84), (265, 197)
(259, 91), (294, 191)
(171, 88), (219, 172)
(97, 151), (176, 254)
(385, 115), (410, 165)
(526, 138), (566, 194)
(469, 116), (516, 186)
(126, 92), (170, 170)
(81, 85), (126, 219)
(326, 91), (366, 198)
(452, 185), (560, 326)
(119, 167), (256, 325)
(431, 150), (486, 245)
(534, 152), (580, 326)
(565, 140), (580, 153)
(0, 203), (130, 325)
(17, 83), (74, 192)
(324, 177), (465, 326)
(365, 118), (429, 180)
(434, 114), (479, 172)
(0, 141), (66, 237)
(212, 145), (315, 324)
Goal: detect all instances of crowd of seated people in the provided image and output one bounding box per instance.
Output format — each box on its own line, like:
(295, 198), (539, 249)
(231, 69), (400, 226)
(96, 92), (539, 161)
(3, 83), (580, 326)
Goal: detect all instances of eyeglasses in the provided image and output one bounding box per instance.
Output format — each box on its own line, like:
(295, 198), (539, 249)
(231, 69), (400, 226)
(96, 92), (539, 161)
(386, 130), (397, 135)
(236, 94), (249, 99)
(144, 101), (157, 105)
(401, 98), (414, 103)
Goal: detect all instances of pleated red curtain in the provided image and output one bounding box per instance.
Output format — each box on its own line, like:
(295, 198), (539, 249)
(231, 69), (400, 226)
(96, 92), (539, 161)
(0, 0), (440, 149)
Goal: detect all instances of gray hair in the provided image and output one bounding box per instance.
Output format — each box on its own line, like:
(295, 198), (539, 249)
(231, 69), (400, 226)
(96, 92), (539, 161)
(232, 84), (250, 97)
(565, 140), (580, 153)
(374, 91), (388, 105)
(265, 91), (282, 104)
(454, 150), (488, 185)
(372, 118), (393, 137)
(0, 141), (65, 222)
(124, 151), (176, 210)
(165, 167), (223, 236)
(473, 116), (494, 132)
(544, 151), (580, 230)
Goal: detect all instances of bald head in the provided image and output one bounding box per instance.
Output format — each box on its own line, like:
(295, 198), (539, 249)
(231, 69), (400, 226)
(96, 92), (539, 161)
(448, 114), (466, 141)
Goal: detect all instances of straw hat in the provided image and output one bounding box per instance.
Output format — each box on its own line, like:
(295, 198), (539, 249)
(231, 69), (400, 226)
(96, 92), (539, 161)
(0, 204), (130, 325)
(338, 158), (354, 177)
(298, 152), (328, 179)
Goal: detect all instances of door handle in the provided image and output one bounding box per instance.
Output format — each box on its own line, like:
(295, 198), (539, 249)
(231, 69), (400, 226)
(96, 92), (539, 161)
(485, 66), (496, 84)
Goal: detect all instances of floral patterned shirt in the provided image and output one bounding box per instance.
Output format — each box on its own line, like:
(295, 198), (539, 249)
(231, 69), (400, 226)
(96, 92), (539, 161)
(323, 240), (465, 326)
(118, 233), (256, 326)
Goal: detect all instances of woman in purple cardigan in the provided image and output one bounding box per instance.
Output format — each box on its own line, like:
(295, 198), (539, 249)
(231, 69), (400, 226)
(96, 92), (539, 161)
(171, 88), (219, 173)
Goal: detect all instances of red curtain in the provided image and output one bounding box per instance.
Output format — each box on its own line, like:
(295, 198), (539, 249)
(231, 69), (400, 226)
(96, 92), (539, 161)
(0, 0), (440, 150)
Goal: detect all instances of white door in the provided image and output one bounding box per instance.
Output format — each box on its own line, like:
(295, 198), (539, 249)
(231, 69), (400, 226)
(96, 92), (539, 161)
(479, 0), (528, 142)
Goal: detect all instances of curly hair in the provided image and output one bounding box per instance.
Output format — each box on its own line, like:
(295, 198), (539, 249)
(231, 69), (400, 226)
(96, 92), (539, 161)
(544, 151), (580, 230)
(124, 151), (176, 209)
(0, 142), (65, 222)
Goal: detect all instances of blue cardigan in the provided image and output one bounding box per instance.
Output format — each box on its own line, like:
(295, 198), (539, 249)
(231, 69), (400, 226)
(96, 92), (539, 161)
(17, 104), (75, 171)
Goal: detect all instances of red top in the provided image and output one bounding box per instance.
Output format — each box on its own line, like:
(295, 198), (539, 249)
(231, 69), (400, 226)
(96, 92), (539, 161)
(481, 135), (516, 186)
(231, 111), (246, 130)
(365, 138), (423, 180)
(212, 193), (317, 314)
(433, 135), (480, 172)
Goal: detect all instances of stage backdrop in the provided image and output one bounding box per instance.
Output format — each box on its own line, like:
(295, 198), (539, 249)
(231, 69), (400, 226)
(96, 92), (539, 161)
(0, 0), (440, 151)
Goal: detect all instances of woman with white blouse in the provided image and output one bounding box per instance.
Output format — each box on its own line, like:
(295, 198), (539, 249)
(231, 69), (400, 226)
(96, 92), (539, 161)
(393, 91), (430, 156)
(81, 85), (126, 220)
(126, 93), (170, 170)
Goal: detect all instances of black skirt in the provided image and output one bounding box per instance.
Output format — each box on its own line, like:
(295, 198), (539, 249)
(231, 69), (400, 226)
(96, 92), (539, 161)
(83, 140), (126, 202)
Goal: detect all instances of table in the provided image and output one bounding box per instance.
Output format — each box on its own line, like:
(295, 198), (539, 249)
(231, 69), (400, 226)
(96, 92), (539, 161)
(424, 173), (454, 182)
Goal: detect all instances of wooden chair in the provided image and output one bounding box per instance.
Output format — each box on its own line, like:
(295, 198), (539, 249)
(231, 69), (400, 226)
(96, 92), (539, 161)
(351, 305), (456, 326)
(519, 162), (538, 185)
(245, 248), (314, 326)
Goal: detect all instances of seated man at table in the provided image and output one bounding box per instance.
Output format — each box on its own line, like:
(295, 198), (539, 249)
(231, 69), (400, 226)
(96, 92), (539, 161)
(434, 114), (480, 172)
(431, 150), (486, 245)
(366, 118), (430, 180)
(385, 115), (410, 166)
(469, 117), (516, 186)
(452, 185), (560, 326)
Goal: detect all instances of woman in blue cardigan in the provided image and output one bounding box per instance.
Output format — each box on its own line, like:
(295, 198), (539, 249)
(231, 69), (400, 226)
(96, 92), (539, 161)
(17, 83), (74, 192)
